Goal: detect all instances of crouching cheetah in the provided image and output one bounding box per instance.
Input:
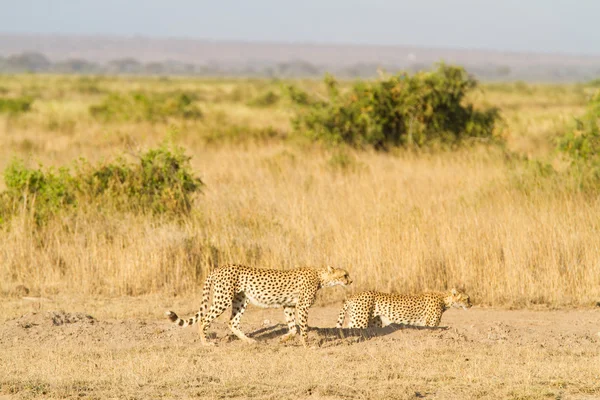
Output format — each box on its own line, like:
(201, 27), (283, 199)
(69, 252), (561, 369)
(336, 288), (471, 329)
(167, 264), (352, 347)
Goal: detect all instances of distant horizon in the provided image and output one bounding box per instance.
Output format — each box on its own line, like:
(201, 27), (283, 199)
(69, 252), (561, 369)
(2, 31), (599, 59)
(1, 32), (599, 83)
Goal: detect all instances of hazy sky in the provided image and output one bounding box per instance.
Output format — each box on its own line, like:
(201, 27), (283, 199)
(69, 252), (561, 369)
(1, 0), (599, 55)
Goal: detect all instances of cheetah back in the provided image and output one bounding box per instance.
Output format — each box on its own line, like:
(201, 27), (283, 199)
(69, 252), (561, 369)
(216, 265), (319, 308)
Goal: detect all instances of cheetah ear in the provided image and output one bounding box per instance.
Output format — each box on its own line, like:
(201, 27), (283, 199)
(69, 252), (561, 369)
(326, 265), (334, 273)
(451, 288), (458, 295)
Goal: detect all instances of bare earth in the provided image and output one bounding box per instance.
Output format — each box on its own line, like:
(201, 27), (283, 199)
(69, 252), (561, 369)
(1, 297), (599, 399)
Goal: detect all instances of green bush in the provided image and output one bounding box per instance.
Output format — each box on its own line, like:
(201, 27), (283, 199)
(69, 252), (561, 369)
(2, 161), (76, 224)
(84, 146), (203, 214)
(291, 64), (501, 150)
(90, 91), (202, 122)
(0, 96), (33, 115)
(0, 145), (203, 224)
(557, 90), (600, 190)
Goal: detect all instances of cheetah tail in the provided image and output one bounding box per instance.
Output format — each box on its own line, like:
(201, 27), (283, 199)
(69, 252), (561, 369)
(336, 300), (349, 328)
(165, 272), (214, 328)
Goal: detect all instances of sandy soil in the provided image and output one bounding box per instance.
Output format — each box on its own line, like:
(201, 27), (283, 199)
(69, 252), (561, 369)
(1, 297), (599, 399)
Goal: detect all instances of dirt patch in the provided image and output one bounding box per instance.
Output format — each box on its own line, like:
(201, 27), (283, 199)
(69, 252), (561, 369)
(15, 311), (96, 328)
(1, 302), (600, 399)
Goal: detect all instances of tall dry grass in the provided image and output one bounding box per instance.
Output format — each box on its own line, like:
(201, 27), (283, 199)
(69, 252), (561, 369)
(1, 75), (598, 307)
(2, 145), (600, 306)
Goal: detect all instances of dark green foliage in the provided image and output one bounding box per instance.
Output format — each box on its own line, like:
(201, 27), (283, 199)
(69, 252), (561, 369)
(292, 64), (501, 150)
(0, 145), (203, 224)
(0, 97), (33, 115)
(557, 90), (600, 190)
(90, 91), (202, 122)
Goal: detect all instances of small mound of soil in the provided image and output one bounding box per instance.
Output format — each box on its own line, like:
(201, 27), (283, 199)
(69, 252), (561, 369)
(48, 311), (96, 326)
(15, 311), (96, 329)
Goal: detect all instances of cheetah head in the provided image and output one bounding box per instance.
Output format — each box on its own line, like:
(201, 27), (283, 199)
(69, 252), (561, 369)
(320, 266), (353, 287)
(447, 288), (472, 310)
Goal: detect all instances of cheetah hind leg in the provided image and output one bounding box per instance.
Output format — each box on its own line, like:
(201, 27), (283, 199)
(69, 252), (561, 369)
(199, 294), (233, 346)
(228, 292), (257, 344)
(280, 306), (298, 343)
(199, 306), (220, 346)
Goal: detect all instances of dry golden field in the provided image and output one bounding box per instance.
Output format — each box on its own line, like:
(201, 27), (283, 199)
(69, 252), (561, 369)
(1, 74), (599, 399)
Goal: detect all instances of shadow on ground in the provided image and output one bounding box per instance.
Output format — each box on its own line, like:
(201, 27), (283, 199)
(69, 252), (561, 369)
(247, 323), (448, 345)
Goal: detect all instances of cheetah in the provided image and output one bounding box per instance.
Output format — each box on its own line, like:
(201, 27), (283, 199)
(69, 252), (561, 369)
(336, 288), (471, 329)
(167, 264), (352, 347)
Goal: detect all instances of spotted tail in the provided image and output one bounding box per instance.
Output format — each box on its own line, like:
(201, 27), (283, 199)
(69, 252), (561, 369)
(166, 272), (214, 327)
(336, 300), (349, 328)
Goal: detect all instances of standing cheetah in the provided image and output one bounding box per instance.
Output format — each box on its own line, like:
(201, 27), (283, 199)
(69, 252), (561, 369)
(167, 264), (352, 347)
(336, 288), (471, 329)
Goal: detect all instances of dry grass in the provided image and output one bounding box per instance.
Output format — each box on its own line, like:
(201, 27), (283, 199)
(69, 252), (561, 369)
(1, 75), (599, 306)
(2, 147), (600, 306)
(1, 74), (600, 399)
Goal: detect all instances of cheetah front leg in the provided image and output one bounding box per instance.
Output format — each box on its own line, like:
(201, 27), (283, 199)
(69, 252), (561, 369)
(296, 305), (311, 348)
(296, 287), (320, 348)
(425, 312), (442, 328)
(229, 292), (256, 344)
(280, 306), (298, 343)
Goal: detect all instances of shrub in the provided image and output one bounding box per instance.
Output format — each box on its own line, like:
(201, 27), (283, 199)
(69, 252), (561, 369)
(2, 161), (76, 224)
(90, 91), (202, 122)
(0, 145), (203, 224)
(557, 90), (600, 190)
(0, 97), (33, 115)
(291, 64), (501, 150)
(83, 145), (203, 214)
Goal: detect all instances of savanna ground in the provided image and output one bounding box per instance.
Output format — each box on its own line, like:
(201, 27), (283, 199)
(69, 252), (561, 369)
(0, 74), (600, 399)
